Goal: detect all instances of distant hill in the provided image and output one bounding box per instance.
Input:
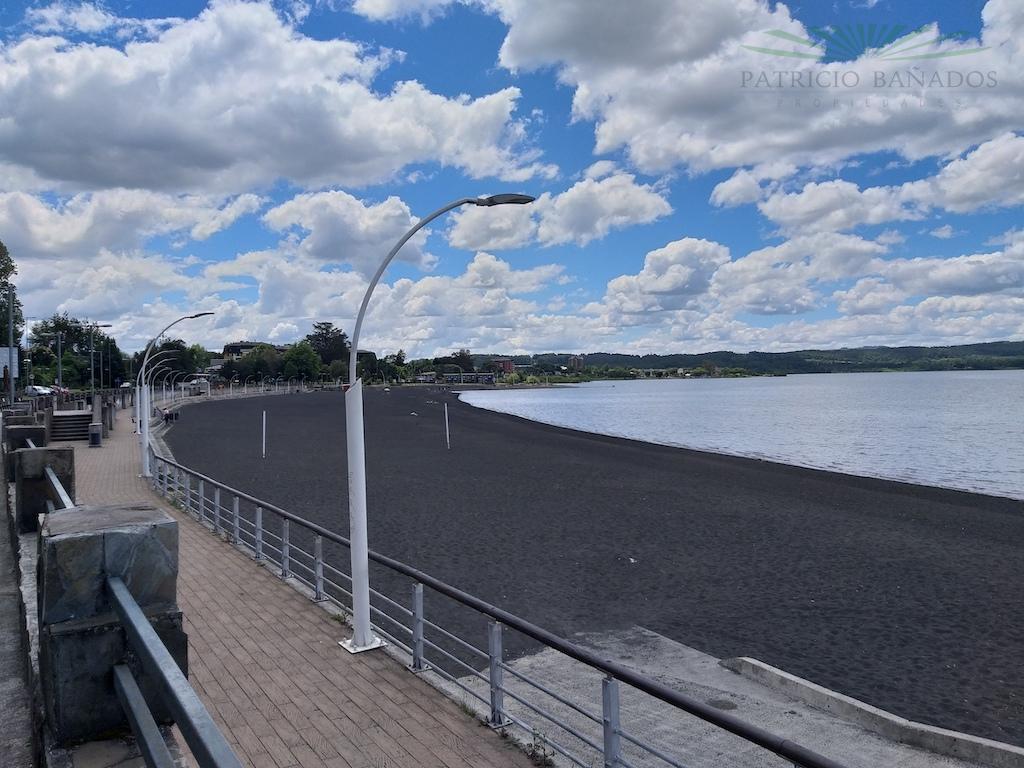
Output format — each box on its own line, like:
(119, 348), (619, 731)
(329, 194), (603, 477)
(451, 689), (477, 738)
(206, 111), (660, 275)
(475, 341), (1024, 375)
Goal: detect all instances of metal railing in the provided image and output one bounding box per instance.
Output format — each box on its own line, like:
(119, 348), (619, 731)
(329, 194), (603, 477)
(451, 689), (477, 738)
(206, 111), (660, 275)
(43, 452), (242, 768)
(149, 446), (850, 768)
(31, 438), (77, 514)
(108, 576), (242, 768)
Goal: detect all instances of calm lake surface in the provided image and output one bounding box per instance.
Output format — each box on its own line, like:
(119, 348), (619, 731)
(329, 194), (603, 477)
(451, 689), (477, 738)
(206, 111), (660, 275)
(460, 370), (1024, 500)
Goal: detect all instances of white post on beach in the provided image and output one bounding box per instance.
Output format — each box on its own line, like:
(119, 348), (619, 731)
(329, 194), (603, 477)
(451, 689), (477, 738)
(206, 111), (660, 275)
(262, 410), (266, 459)
(444, 403), (450, 450)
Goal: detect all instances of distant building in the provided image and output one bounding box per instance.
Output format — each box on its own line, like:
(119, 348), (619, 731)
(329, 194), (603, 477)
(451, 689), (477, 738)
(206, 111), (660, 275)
(442, 372), (495, 385)
(222, 342), (287, 360)
(492, 358), (514, 375)
(568, 354), (585, 372)
(222, 341), (261, 360)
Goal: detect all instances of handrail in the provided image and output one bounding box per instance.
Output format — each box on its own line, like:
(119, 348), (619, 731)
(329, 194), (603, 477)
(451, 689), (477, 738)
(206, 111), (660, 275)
(44, 465), (75, 510)
(107, 576), (243, 768)
(150, 447), (848, 768)
(112, 665), (176, 768)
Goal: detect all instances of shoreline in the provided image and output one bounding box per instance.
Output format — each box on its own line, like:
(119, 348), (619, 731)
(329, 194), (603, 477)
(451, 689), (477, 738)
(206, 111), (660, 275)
(166, 387), (1024, 746)
(456, 389), (1024, 504)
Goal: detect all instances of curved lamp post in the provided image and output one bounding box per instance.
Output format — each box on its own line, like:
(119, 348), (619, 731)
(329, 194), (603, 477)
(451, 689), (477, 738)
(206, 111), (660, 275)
(169, 370), (188, 403)
(134, 349), (176, 432)
(244, 375), (256, 395)
(159, 369), (177, 402)
(342, 193), (534, 653)
(146, 363), (173, 410)
(150, 364), (172, 404)
(139, 312), (214, 477)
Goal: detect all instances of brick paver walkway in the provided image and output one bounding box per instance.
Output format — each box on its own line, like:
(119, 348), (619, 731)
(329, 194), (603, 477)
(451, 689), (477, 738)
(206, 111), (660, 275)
(62, 413), (531, 768)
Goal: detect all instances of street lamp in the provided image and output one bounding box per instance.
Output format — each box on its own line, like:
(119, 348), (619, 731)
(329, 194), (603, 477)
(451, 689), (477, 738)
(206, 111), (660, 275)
(148, 363), (172, 406)
(139, 312), (214, 477)
(159, 369), (177, 403)
(88, 322), (112, 417)
(342, 192), (534, 653)
(169, 370), (188, 403)
(134, 349), (177, 431)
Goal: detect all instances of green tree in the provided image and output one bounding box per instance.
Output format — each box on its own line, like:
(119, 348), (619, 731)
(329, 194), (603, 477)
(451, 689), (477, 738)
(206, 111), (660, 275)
(304, 322), (350, 365)
(356, 350), (378, 383)
(327, 359), (347, 381)
(30, 313), (127, 388)
(281, 341), (321, 380)
(188, 343), (212, 371)
(236, 344), (282, 380)
(0, 240), (25, 384)
(452, 348), (474, 372)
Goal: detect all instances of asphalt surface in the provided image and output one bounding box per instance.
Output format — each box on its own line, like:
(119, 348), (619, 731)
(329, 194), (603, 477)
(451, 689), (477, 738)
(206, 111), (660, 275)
(166, 387), (1024, 746)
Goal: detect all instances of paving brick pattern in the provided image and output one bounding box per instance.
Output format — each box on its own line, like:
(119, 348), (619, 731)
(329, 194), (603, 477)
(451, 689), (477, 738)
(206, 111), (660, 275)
(61, 416), (532, 768)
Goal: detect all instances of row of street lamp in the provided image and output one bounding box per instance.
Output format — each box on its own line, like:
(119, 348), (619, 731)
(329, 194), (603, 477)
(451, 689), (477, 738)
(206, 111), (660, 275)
(125, 192), (535, 654)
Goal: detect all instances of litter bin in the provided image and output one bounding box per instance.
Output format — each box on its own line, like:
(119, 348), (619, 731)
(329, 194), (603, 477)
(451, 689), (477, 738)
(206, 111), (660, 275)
(173, 411), (180, 421)
(88, 422), (102, 447)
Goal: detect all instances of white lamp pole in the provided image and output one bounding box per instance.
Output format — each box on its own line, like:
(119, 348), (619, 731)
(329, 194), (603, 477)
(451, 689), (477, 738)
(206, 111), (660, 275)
(134, 349), (175, 432)
(146, 363), (172, 411)
(139, 312), (214, 477)
(341, 193), (534, 653)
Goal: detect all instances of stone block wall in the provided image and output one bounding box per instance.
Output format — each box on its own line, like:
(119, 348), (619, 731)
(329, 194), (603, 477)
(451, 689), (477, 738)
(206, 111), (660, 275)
(38, 503), (187, 745)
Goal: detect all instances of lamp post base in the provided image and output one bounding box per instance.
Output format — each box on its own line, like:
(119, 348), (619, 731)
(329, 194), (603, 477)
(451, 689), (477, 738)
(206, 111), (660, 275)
(339, 635), (385, 655)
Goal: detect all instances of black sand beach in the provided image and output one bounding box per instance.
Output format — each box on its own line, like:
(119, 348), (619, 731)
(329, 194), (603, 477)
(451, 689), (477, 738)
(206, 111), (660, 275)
(166, 386), (1024, 746)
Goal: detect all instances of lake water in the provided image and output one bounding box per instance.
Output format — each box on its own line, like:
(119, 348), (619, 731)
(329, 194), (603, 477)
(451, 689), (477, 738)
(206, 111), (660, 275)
(460, 370), (1024, 500)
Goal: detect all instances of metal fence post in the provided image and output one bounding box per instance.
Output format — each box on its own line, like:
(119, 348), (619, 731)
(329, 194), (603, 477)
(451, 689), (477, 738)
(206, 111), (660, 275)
(255, 507), (263, 560)
(184, 475), (191, 515)
(197, 480), (205, 522)
(602, 676), (622, 768)
(487, 621), (510, 728)
(313, 535), (324, 600)
(408, 582), (428, 673)
(281, 519), (290, 579)
(232, 496), (240, 544)
(213, 487), (221, 534)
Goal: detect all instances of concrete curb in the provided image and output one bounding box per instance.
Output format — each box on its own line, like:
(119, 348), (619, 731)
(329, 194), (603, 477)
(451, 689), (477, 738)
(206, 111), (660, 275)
(720, 657), (1024, 768)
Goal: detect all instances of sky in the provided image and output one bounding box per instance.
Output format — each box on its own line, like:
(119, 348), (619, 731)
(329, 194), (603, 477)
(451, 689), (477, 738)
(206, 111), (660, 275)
(1, 0), (1022, 356)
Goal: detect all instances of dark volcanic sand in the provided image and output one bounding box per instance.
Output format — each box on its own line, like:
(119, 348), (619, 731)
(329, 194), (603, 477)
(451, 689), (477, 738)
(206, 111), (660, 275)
(166, 387), (1024, 745)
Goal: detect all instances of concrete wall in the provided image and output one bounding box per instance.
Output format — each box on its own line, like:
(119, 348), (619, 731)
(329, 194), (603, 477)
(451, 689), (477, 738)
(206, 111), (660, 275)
(13, 446), (74, 534)
(38, 503), (187, 745)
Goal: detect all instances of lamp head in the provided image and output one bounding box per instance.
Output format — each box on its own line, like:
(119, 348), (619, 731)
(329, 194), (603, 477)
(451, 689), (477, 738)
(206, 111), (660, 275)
(189, 311), (215, 319)
(474, 193), (535, 207)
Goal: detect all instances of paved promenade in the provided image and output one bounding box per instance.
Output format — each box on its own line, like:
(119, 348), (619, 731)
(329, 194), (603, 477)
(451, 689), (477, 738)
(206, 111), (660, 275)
(66, 418), (531, 768)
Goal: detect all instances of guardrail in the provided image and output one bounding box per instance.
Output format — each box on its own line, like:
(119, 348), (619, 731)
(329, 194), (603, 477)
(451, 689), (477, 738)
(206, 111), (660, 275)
(107, 577), (242, 768)
(22, 437), (76, 515)
(149, 446), (849, 768)
(43, 452), (242, 768)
